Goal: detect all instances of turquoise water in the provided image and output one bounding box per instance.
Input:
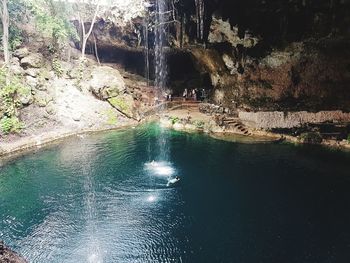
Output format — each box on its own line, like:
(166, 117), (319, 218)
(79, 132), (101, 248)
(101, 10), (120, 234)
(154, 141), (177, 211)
(1, 124), (350, 263)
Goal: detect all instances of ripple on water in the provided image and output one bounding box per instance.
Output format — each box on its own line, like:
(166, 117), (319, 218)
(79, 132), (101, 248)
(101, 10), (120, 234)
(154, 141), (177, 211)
(1, 125), (350, 262)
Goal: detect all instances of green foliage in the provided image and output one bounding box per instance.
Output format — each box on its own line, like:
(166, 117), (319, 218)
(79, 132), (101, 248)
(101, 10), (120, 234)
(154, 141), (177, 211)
(73, 60), (85, 88)
(26, 0), (78, 52)
(0, 116), (24, 134)
(8, 0), (27, 19)
(9, 26), (23, 51)
(0, 69), (26, 134)
(300, 132), (323, 144)
(347, 134), (350, 143)
(52, 58), (63, 77)
(0, 0), (26, 52)
(169, 116), (179, 125)
(194, 120), (205, 129)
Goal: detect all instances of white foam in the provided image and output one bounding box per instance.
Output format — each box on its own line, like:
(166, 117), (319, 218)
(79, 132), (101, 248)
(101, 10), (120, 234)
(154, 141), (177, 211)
(144, 161), (175, 177)
(88, 253), (102, 263)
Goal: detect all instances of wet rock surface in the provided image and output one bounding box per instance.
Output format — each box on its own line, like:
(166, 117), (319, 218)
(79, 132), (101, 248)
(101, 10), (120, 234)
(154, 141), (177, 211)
(0, 242), (27, 263)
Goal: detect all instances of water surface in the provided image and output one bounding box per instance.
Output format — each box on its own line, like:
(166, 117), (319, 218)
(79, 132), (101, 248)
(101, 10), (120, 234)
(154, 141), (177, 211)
(1, 124), (350, 263)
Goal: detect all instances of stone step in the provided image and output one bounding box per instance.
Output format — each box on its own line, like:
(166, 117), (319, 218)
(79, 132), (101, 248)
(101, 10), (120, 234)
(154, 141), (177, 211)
(224, 121), (240, 124)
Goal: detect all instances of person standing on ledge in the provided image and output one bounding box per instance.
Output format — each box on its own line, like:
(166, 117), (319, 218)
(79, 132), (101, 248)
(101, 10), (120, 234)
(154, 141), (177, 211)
(183, 88), (188, 101)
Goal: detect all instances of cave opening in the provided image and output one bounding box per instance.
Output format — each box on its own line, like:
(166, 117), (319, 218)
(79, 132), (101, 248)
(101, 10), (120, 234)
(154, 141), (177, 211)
(90, 45), (213, 97)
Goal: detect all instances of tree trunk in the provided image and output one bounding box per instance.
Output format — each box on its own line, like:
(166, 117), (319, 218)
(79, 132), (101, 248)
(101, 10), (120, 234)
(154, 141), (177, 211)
(81, 37), (87, 60)
(80, 3), (100, 60)
(93, 32), (100, 65)
(2, 0), (10, 67)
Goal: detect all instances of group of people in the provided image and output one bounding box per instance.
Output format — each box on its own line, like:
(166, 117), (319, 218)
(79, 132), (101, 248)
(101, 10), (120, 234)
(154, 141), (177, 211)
(182, 88), (206, 101)
(154, 88), (207, 103)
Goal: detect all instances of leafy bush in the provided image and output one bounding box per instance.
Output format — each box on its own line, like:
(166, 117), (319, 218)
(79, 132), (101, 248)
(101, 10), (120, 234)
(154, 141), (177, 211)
(9, 26), (23, 51)
(194, 120), (205, 129)
(347, 134), (350, 144)
(0, 116), (24, 134)
(0, 69), (27, 134)
(300, 132), (323, 144)
(169, 116), (179, 125)
(28, 0), (78, 52)
(52, 58), (63, 77)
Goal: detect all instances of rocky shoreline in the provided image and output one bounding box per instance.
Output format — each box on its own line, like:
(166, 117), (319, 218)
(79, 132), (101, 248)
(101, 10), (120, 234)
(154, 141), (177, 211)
(159, 105), (350, 150)
(164, 119), (350, 150)
(0, 120), (137, 161)
(0, 242), (27, 263)
(1, 109), (349, 162)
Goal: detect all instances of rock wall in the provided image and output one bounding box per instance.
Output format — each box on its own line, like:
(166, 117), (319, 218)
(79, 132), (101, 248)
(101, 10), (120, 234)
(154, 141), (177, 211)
(239, 110), (350, 129)
(0, 242), (27, 263)
(204, 39), (350, 111)
(73, 0), (350, 113)
(16, 0), (350, 114)
(176, 0), (350, 112)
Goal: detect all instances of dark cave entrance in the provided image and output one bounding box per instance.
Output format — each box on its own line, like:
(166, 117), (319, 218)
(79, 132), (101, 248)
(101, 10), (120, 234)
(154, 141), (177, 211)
(91, 45), (213, 96)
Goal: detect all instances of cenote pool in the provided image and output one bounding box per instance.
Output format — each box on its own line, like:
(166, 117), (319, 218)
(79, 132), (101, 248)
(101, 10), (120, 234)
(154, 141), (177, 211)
(1, 124), (350, 263)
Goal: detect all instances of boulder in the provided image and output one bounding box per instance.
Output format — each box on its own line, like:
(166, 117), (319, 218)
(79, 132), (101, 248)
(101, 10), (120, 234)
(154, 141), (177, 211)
(25, 76), (39, 88)
(9, 64), (24, 75)
(9, 57), (24, 75)
(25, 68), (40, 78)
(13, 47), (29, 59)
(21, 53), (44, 68)
(34, 90), (53, 107)
(45, 102), (56, 115)
(19, 86), (33, 105)
(88, 66), (126, 100)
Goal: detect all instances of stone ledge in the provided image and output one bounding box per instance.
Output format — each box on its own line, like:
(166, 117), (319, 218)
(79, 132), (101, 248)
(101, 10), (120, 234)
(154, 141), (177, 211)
(239, 110), (350, 129)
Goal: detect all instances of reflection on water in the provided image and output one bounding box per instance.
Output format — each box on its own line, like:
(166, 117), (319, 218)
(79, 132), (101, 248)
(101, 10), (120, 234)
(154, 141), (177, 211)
(144, 161), (176, 177)
(1, 124), (350, 263)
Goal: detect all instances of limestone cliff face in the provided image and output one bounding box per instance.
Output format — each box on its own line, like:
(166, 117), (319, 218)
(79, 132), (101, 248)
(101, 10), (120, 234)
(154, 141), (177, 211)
(175, 0), (350, 111)
(82, 1), (146, 52)
(86, 0), (350, 112)
(197, 39), (350, 111)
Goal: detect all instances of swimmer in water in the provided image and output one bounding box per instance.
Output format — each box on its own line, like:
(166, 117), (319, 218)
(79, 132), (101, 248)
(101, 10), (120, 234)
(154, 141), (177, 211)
(167, 176), (180, 186)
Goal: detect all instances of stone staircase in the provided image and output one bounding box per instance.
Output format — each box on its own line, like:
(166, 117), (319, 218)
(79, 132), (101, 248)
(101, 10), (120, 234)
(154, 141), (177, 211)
(217, 116), (252, 136)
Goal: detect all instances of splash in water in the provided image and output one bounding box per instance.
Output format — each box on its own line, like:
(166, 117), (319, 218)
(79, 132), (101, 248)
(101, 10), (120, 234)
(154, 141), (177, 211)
(144, 161), (176, 177)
